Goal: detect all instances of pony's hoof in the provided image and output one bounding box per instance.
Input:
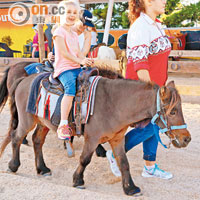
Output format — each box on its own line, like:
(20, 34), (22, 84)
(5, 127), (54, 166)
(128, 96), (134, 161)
(124, 186), (141, 196)
(72, 177), (84, 188)
(133, 192), (143, 197)
(37, 167), (52, 176)
(65, 141), (75, 158)
(75, 185), (85, 189)
(8, 161), (19, 173)
(41, 171), (52, 177)
(129, 187), (141, 196)
(7, 168), (15, 173)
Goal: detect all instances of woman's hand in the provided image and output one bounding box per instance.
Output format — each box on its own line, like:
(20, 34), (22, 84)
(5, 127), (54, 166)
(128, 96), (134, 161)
(80, 58), (94, 66)
(137, 69), (151, 82)
(84, 29), (91, 39)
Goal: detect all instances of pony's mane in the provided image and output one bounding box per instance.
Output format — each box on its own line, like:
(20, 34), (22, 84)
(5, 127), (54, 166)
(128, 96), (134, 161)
(144, 81), (158, 90)
(166, 87), (180, 116)
(97, 67), (123, 79)
(125, 79), (159, 90)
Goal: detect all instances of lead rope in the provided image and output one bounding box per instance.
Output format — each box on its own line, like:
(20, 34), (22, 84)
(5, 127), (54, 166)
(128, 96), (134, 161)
(151, 90), (168, 148)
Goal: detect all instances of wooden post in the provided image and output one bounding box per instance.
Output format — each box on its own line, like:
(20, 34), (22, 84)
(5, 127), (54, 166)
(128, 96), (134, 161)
(103, 0), (114, 45)
(36, 0), (45, 62)
(38, 24), (45, 61)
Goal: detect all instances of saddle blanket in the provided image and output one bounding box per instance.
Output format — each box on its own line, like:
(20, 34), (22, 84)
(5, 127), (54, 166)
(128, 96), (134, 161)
(24, 62), (54, 75)
(88, 46), (100, 58)
(26, 74), (101, 126)
(26, 72), (51, 114)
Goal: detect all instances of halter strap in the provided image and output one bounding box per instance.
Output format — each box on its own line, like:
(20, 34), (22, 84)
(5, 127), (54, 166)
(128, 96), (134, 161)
(160, 124), (187, 134)
(151, 90), (161, 124)
(151, 89), (187, 148)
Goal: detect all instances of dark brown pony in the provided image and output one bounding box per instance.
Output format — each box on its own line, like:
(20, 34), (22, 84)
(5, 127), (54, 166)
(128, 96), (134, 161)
(0, 62), (122, 149)
(0, 64), (191, 196)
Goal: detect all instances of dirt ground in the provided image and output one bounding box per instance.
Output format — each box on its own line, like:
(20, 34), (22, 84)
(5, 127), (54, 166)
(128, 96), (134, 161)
(0, 101), (200, 200)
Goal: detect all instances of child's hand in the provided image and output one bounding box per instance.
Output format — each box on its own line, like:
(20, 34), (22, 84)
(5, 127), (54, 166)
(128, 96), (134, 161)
(48, 52), (55, 62)
(80, 58), (94, 66)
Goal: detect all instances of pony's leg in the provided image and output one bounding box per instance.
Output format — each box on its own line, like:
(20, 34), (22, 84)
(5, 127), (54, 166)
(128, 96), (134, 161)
(109, 128), (141, 196)
(32, 124), (51, 175)
(8, 125), (30, 172)
(8, 102), (36, 172)
(73, 137), (98, 188)
(7, 129), (20, 172)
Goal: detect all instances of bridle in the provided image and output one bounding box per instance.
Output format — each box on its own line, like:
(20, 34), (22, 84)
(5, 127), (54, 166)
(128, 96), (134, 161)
(151, 89), (187, 148)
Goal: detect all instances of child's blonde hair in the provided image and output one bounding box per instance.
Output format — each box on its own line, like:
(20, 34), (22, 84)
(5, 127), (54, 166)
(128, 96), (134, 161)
(58, 0), (80, 25)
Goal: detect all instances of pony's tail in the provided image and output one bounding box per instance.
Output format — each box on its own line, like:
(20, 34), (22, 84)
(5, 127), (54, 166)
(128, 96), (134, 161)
(0, 76), (24, 158)
(0, 67), (10, 112)
(0, 130), (13, 158)
(0, 105), (18, 157)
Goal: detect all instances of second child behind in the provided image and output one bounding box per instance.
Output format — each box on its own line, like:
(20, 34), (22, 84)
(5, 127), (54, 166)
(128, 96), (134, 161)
(53, 1), (93, 146)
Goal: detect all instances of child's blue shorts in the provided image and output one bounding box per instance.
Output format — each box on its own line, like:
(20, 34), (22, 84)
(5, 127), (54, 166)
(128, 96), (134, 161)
(58, 68), (83, 96)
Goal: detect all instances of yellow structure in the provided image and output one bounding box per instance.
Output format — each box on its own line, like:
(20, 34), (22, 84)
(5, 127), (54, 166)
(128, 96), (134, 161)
(0, 8), (34, 56)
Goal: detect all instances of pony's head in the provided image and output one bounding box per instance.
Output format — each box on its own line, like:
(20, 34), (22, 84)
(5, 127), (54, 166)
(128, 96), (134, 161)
(154, 81), (191, 148)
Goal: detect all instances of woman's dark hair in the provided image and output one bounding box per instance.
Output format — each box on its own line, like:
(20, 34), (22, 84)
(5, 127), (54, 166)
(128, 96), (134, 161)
(128, 0), (145, 24)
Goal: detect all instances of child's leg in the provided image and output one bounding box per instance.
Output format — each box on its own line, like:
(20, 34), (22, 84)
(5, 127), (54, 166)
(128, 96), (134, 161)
(57, 68), (82, 140)
(60, 95), (73, 120)
(57, 95), (74, 140)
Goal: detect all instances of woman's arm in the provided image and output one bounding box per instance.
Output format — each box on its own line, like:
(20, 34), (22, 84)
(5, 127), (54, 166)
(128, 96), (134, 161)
(82, 30), (91, 57)
(137, 69), (151, 82)
(127, 25), (151, 82)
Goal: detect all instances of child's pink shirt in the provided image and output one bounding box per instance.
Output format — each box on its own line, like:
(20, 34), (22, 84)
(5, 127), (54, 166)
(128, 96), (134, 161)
(53, 26), (80, 77)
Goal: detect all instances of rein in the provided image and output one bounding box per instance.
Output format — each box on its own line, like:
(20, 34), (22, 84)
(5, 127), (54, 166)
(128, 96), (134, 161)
(151, 89), (187, 148)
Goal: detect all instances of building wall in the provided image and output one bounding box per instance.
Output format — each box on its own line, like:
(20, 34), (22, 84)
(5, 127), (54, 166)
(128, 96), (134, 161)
(0, 8), (35, 56)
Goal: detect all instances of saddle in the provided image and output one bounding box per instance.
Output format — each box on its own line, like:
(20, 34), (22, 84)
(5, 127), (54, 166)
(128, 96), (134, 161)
(37, 60), (54, 73)
(41, 67), (99, 135)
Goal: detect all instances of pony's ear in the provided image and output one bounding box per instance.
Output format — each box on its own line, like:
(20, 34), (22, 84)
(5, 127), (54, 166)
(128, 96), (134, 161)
(160, 86), (170, 102)
(167, 81), (175, 88)
(160, 86), (167, 98)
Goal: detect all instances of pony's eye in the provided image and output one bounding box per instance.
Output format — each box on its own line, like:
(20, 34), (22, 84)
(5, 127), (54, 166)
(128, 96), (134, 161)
(170, 110), (176, 115)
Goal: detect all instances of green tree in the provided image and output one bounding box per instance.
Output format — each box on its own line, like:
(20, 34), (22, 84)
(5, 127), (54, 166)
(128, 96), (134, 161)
(162, 1), (200, 27)
(88, 2), (129, 29)
(87, 1), (199, 29)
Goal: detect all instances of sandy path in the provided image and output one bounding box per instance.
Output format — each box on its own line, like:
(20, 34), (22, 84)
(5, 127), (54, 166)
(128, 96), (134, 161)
(0, 103), (200, 200)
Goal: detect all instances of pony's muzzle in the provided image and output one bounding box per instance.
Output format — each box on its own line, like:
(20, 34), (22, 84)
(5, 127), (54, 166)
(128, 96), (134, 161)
(172, 129), (191, 148)
(183, 134), (191, 146)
